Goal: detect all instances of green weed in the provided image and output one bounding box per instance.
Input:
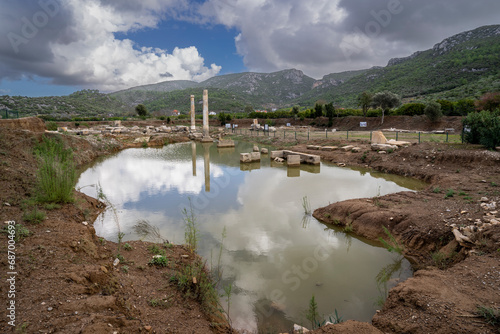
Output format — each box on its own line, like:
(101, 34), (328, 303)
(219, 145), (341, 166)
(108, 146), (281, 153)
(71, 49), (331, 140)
(43, 203), (61, 210)
(444, 189), (455, 199)
(148, 298), (171, 308)
(343, 223), (353, 233)
(433, 187), (441, 193)
(148, 245), (166, 256)
(379, 226), (404, 254)
(22, 207), (46, 224)
(1, 224), (32, 242)
(305, 295), (320, 330)
(149, 255), (168, 267)
(182, 199), (199, 253)
(34, 136), (77, 203)
(476, 306), (500, 328)
(123, 243), (132, 251)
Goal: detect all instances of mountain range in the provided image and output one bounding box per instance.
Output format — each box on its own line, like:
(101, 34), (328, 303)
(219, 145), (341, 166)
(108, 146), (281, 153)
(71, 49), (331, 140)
(1, 25), (499, 118)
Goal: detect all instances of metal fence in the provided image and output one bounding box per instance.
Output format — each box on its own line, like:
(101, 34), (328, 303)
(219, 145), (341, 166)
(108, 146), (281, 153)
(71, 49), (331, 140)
(230, 128), (463, 144)
(2, 110), (19, 119)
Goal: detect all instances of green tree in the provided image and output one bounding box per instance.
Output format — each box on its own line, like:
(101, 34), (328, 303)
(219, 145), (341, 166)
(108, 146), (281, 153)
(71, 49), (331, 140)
(218, 112), (232, 125)
(135, 104), (148, 117)
(357, 91), (372, 117)
(244, 105), (254, 114)
(425, 102), (443, 122)
(314, 103), (324, 118)
(437, 100), (454, 116)
(292, 105), (300, 115)
(455, 99), (476, 116)
(372, 91), (401, 124)
(325, 102), (335, 127)
(462, 110), (500, 149)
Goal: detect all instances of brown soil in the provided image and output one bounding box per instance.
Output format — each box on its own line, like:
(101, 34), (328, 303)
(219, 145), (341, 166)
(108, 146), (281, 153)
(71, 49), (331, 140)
(1, 117), (499, 334)
(0, 120), (229, 334)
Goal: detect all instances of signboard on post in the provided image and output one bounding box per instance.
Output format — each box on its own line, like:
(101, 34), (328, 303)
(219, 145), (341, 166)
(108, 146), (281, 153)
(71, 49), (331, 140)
(360, 122), (367, 128)
(286, 123), (291, 127)
(225, 124), (231, 129)
(264, 124), (269, 131)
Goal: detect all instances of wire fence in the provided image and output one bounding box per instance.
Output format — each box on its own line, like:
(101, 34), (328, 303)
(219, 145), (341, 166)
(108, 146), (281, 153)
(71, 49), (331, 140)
(230, 128), (463, 144)
(1, 110), (19, 119)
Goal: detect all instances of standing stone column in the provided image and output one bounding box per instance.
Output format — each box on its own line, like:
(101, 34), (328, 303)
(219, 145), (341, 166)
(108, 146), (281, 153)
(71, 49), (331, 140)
(202, 89), (209, 138)
(190, 95), (195, 131)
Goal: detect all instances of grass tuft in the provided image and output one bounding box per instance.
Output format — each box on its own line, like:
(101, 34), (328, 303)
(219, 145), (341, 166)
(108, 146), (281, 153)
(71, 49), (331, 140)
(34, 137), (77, 203)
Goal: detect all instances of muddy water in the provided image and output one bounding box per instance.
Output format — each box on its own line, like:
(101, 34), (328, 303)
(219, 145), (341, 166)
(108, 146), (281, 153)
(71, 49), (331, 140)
(77, 141), (426, 332)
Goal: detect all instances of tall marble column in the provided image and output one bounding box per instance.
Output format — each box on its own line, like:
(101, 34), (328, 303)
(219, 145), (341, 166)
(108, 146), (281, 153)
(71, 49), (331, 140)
(190, 95), (195, 131)
(202, 89), (209, 138)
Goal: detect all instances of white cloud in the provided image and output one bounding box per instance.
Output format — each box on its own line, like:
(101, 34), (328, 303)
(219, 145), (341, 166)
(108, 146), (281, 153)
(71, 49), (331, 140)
(0, 0), (221, 91)
(196, 0), (500, 78)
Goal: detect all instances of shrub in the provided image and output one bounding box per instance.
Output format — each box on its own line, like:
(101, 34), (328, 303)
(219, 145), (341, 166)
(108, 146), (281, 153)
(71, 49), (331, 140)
(366, 109), (382, 117)
(475, 92), (500, 111)
(396, 103), (426, 116)
(425, 102), (443, 122)
(46, 121), (58, 131)
(462, 110), (500, 149)
(149, 255), (168, 267)
(22, 207), (46, 224)
(454, 99), (475, 116)
(34, 137), (77, 203)
(437, 100), (454, 116)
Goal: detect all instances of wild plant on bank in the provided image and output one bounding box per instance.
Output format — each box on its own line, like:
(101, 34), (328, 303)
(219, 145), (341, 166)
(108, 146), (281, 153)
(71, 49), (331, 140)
(133, 219), (166, 243)
(379, 226), (404, 254)
(96, 183), (123, 240)
(34, 136), (77, 203)
(305, 294), (320, 329)
(182, 199), (199, 253)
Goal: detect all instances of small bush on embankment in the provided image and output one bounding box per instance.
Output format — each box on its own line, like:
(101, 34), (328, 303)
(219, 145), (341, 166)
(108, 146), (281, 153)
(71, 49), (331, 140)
(34, 136), (77, 203)
(462, 110), (500, 149)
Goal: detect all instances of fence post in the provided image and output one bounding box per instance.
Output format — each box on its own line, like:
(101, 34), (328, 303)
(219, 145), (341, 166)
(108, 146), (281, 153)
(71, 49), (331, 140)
(308, 129), (310, 141)
(418, 132), (421, 143)
(370, 131), (372, 142)
(347, 130), (349, 140)
(396, 132), (399, 141)
(325, 128), (327, 138)
(446, 132), (449, 143)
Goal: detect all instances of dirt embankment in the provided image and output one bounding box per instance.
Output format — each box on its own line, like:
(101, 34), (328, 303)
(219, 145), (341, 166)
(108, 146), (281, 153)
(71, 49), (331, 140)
(297, 141), (500, 334)
(0, 122), (229, 333)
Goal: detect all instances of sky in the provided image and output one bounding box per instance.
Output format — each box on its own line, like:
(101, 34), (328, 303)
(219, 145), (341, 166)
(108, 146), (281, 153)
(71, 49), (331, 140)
(0, 0), (499, 97)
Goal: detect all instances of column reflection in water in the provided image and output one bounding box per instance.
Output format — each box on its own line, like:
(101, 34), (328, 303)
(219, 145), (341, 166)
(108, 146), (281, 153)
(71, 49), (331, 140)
(202, 142), (211, 192)
(191, 141), (197, 176)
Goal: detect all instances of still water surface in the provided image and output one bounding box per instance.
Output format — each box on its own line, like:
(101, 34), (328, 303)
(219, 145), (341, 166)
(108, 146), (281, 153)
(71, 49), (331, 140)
(77, 141), (425, 332)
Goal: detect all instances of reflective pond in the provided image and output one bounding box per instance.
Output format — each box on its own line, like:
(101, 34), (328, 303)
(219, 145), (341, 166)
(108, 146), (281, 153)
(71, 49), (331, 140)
(77, 141), (426, 332)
